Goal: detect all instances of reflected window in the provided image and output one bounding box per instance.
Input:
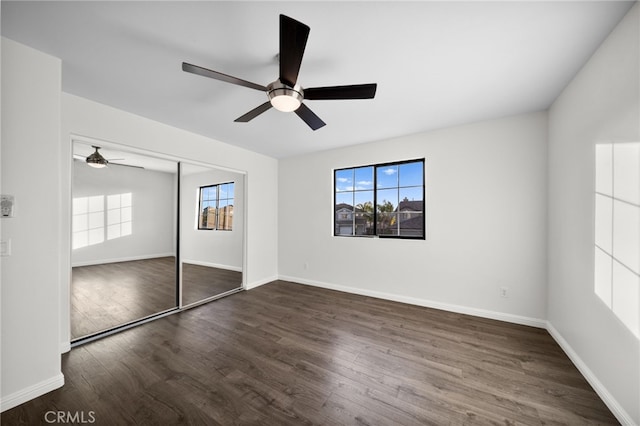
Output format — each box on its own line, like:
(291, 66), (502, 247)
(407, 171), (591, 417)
(335, 159), (424, 239)
(594, 142), (639, 339)
(198, 182), (234, 231)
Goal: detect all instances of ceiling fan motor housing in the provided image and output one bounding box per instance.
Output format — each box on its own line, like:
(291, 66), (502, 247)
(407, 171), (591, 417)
(267, 80), (304, 112)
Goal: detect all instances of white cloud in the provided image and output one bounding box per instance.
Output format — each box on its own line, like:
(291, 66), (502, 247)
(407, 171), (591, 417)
(382, 168), (396, 176)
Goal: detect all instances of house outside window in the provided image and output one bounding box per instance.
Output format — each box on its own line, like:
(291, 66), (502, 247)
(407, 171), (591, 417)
(334, 159), (425, 239)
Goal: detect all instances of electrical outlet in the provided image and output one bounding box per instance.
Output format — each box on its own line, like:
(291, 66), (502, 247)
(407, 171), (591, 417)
(303, 262), (309, 270)
(500, 287), (509, 298)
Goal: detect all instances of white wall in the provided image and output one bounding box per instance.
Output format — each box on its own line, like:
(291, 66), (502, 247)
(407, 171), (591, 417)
(180, 167), (244, 271)
(1, 38), (64, 411)
(59, 93), (279, 349)
(547, 4), (640, 424)
(279, 111), (548, 326)
(72, 161), (176, 266)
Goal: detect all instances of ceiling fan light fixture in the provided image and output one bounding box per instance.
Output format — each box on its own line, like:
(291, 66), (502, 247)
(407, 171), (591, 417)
(268, 81), (303, 112)
(86, 146), (108, 168)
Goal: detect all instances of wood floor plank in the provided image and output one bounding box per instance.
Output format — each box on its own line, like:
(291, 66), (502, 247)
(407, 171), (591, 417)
(2, 280), (619, 425)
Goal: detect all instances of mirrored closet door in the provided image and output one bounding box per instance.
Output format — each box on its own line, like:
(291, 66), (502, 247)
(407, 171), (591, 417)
(71, 142), (179, 340)
(71, 141), (245, 343)
(179, 162), (244, 306)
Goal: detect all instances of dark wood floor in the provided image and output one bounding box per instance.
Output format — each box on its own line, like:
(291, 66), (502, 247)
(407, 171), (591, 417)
(72, 258), (242, 339)
(5, 281), (617, 425)
(71, 257), (177, 339)
(182, 263), (242, 306)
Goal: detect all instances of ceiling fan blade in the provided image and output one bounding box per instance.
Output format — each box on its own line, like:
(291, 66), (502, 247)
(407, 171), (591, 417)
(304, 83), (378, 100)
(294, 103), (326, 131)
(110, 162), (144, 170)
(279, 15), (310, 88)
(182, 62), (267, 92)
(234, 101), (273, 123)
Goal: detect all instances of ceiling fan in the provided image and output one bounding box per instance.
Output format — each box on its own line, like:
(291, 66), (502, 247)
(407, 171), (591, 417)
(74, 146), (143, 169)
(182, 14), (377, 130)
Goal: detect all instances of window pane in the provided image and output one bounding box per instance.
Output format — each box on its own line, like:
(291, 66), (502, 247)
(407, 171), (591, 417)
(377, 212), (398, 235)
(335, 202), (354, 235)
(335, 191), (353, 207)
(354, 191), (373, 208)
(399, 212), (424, 237)
(399, 162), (424, 187)
(219, 184), (228, 199)
(354, 191), (374, 235)
(377, 189), (398, 210)
(399, 187), (423, 204)
(354, 167), (374, 190)
(377, 165), (398, 189)
(335, 169), (353, 192)
(227, 183), (235, 199)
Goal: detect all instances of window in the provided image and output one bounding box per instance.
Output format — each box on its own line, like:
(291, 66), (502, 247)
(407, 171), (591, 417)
(334, 159), (424, 238)
(198, 182), (234, 230)
(594, 142), (639, 339)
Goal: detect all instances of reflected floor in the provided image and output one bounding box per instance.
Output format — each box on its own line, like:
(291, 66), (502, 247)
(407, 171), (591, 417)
(182, 263), (242, 306)
(71, 257), (243, 340)
(71, 257), (177, 340)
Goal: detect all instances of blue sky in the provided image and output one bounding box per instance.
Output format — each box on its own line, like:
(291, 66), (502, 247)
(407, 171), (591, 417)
(335, 161), (424, 207)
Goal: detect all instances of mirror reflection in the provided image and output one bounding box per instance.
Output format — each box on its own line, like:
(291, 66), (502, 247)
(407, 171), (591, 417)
(71, 142), (178, 340)
(180, 163), (244, 306)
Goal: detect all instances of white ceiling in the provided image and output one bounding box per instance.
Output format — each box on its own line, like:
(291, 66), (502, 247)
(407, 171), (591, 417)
(2, 1), (635, 158)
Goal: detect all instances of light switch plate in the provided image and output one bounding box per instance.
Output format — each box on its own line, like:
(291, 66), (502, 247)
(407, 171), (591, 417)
(1, 195), (15, 217)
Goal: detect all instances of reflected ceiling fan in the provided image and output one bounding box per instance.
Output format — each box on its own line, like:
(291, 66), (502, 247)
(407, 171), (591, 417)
(74, 146), (143, 169)
(182, 14), (377, 130)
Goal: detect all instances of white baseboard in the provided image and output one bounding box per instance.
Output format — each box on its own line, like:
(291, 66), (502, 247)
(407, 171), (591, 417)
(72, 253), (175, 267)
(60, 341), (71, 354)
(245, 275), (279, 290)
(182, 259), (242, 272)
(546, 322), (635, 426)
(1, 373), (64, 413)
(278, 275), (547, 329)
